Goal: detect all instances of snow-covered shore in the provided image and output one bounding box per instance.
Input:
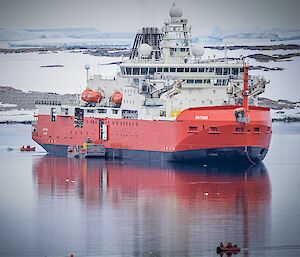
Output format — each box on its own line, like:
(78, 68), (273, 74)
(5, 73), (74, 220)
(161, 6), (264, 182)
(0, 109), (35, 123)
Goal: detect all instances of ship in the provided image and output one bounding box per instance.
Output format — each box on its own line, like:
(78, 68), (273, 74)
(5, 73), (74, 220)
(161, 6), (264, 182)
(32, 3), (272, 163)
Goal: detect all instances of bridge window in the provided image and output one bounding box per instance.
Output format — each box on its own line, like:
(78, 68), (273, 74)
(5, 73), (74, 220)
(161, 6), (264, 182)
(199, 68), (204, 72)
(223, 68), (230, 75)
(125, 67), (132, 75)
(216, 67), (222, 75)
(232, 68), (239, 75)
(141, 67), (148, 75)
(157, 67), (162, 72)
(170, 68), (176, 72)
(133, 68), (140, 75)
(164, 67), (169, 72)
(177, 68), (184, 72)
(191, 68), (197, 72)
(149, 68), (156, 75)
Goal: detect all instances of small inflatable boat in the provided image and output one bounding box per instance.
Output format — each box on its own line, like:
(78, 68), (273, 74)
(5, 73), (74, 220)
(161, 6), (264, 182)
(217, 246), (241, 254)
(20, 145), (36, 152)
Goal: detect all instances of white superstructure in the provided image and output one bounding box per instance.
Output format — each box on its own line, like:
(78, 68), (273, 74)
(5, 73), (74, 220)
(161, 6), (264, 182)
(82, 3), (267, 120)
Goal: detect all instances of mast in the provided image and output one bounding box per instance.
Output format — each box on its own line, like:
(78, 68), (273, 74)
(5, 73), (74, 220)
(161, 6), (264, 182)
(243, 63), (249, 113)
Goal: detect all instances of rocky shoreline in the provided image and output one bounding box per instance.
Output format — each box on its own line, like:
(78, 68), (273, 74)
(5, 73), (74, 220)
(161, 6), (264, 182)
(0, 46), (130, 57)
(206, 44), (300, 51)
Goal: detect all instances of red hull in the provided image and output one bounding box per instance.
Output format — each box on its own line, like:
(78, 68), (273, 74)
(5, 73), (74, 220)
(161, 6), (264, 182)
(32, 105), (272, 162)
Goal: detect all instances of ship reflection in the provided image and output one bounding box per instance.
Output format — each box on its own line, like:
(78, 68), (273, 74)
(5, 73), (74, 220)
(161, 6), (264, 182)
(33, 157), (271, 257)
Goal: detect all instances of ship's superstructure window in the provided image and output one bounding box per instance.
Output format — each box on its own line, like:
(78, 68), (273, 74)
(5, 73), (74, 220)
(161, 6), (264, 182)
(216, 67), (222, 75)
(191, 68), (197, 72)
(232, 68), (239, 75)
(87, 109), (95, 113)
(164, 67), (169, 72)
(122, 110), (138, 119)
(126, 67), (132, 75)
(120, 67), (125, 74)
(216, 79), (222, 85)
(157, 67), (162, 72)
(186, 78), (229, 85)
(223, 68), (230, 75)
(98, 109), (107, 113)
(149, 68), (156, 74)
(170, 67), (176, 72)
(133, 68), (140, 75)
(177, 68), (184, 72)
(141, 68), (148, 75)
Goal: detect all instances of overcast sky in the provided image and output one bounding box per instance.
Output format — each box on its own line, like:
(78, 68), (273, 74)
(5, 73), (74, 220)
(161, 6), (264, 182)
(0, 0), (300, 34)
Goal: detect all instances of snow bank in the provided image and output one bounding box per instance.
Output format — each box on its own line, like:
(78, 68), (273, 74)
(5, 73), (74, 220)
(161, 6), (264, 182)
(0, 109), (35, 122)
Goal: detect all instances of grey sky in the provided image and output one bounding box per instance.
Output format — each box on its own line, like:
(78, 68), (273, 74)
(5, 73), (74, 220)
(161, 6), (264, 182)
(0, 0), (300, 34)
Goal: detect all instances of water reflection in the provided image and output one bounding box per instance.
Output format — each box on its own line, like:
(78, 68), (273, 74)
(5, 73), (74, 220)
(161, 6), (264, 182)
(33, 157), (271, 257)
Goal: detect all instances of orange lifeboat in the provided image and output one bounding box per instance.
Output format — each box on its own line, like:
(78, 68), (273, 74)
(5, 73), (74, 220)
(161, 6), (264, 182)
(81, 88), (103, 103)
(110, 91), (123, 106)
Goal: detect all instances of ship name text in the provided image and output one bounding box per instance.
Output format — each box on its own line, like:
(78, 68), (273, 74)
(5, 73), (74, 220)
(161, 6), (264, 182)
(195, 115), (209, 120)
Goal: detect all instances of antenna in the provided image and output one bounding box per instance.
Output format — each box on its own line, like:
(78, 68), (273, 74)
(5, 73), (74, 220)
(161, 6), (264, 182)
(84, 64), (91, 84)
(224, 43), (228, 62)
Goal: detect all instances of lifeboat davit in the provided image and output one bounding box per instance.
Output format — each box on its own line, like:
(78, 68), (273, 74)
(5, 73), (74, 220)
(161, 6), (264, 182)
(81, 88), (103, 103)
(110, 91), (123, 106)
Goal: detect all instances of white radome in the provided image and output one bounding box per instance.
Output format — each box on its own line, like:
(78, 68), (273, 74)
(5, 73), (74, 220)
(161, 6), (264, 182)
(191, 45), (205, 58)
(139, 43), (152, 57)
(169, 3), (183, 18)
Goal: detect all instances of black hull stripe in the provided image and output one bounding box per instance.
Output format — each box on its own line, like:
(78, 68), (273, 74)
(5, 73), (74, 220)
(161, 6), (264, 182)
(40, 144), (268, 164)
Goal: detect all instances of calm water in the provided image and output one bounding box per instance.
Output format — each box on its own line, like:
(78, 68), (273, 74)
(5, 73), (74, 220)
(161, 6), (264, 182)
(0, 123), (300, 257)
